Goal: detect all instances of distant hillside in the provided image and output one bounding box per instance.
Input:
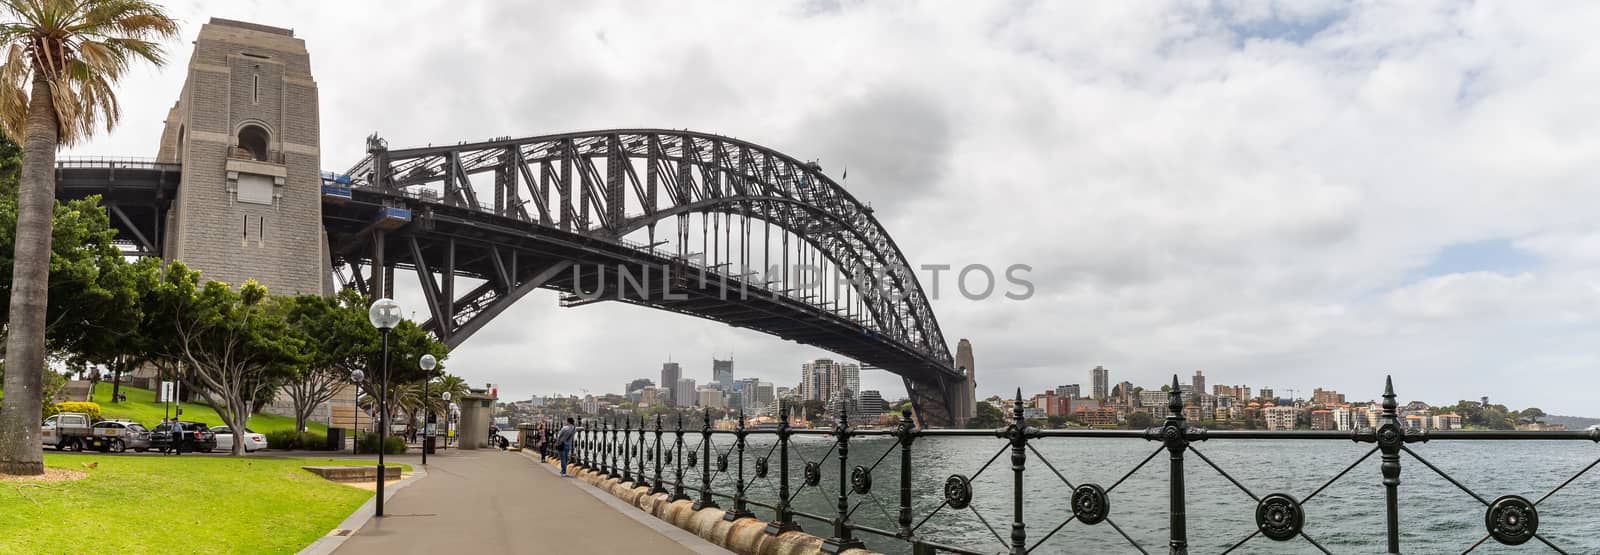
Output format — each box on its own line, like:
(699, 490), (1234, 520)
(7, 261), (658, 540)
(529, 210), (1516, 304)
(1544, 415), (1600, 430)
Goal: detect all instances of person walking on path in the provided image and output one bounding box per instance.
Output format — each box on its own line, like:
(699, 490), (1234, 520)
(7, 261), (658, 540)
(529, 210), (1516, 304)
(556, 418), (576, 476)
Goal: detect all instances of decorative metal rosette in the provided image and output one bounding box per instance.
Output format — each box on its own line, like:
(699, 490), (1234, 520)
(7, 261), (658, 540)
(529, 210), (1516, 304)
(716, 454), (728, 472)
(1486, 495), (1538, 546)
(664, 450), (673, 465)
(1377, 424), (1401, 447)
(851, 465), (872, 494)
(686, 451), (698, 468)
(1071, 483), (1109, 525)
(803, 462), (822, 486)
(944, 474), (973, 510)
(755, 457), (769, 478)
(1255, 493), (1304, 542)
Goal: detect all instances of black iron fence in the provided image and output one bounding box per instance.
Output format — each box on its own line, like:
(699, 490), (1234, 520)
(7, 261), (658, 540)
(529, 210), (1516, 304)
(535, 376), (1600, 554)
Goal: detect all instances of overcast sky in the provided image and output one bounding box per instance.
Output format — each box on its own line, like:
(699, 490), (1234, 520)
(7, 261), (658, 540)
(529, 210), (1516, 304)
(68, 1), (1600, 415)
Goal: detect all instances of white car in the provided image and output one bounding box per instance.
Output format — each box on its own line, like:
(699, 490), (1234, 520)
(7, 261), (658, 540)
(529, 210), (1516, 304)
(210, 426), (268, 453)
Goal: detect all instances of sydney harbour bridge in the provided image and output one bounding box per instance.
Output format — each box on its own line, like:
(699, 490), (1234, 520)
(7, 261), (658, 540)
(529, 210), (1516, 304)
(49, 19), (974, 426)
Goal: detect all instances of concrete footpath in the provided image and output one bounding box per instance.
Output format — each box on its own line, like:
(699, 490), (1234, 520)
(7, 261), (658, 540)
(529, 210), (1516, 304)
(329, 449), (726, 554)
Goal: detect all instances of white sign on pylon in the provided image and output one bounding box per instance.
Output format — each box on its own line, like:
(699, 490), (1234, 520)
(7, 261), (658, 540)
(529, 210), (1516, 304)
(159, 381), (175, 403)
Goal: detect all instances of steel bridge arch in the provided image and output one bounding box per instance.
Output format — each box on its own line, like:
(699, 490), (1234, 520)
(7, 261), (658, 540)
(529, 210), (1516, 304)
(342, 129), (962, 422)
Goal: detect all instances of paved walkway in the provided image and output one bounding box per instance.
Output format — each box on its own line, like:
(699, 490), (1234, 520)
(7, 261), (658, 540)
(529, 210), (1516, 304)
(330, 449), (718, 554)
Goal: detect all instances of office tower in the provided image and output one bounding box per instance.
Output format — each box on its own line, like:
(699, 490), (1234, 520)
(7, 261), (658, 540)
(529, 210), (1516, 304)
(1091, 366), (1109, 400)
(661, 362), (681, 400)
(713, 358), (734, 389)
(1192, 371), (1205, 397)
(675, 378), (697, 406)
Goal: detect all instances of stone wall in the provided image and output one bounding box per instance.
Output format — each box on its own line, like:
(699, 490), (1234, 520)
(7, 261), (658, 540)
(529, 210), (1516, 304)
(538, 457), (881, 555)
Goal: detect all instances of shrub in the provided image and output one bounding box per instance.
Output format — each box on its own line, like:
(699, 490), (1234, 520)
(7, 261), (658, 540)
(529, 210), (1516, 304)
(53, 401), (102, 422)
(356, 433), (406, 455)
(262, 430), (330, 451)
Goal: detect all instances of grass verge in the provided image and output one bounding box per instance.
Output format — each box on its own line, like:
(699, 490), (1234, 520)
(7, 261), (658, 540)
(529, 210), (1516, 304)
(0, 453), (404, 554)
(92, 383), (329, 435)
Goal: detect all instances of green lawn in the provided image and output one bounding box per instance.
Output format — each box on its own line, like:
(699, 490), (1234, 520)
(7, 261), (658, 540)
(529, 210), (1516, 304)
(92, 383), (328, 435)
(0, 453), (407, 554)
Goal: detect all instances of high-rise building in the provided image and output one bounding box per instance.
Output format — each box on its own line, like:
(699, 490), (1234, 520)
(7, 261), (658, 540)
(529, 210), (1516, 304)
(674, 378), (697, 407)
(1091, 366), (1109, 400)
(801, 358), (838, 402)
(1260, 388), (1276, 402)
(1056, 384), (1081, 399)
(661, 362), (681, 401)
(751, 382), (775, 413)
(713, 358), (735, 390)
(839, 363), (860, 397)
(1191, 371), (1205, 397)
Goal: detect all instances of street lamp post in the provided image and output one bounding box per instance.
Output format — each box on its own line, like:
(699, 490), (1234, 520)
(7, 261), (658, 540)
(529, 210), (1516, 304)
(442, 392), (453, 448)
(350, 370), (365, 456)
(368, 298), (403, 518)
(420, 354), (437, 465)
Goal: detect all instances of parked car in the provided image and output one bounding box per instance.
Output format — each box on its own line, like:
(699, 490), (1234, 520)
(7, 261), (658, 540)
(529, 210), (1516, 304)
(210, 426), (268, 453)
(149, 421), (218, 454)
(40, 413), (95, 451)
(88, 420), (153, 453)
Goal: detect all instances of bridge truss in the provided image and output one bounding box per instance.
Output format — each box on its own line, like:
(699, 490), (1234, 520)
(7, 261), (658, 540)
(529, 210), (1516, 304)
(335, 130), (963, 425)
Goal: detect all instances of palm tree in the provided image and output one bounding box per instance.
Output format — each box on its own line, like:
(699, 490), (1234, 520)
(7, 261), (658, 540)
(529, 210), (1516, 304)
(0, 0), (176, 475)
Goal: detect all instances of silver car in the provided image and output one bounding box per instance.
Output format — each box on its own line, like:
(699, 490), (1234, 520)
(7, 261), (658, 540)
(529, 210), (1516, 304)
(89, 420), (153, 453)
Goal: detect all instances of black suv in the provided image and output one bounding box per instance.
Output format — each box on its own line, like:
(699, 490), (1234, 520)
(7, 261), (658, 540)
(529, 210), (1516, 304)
(149, 421), (218, 454)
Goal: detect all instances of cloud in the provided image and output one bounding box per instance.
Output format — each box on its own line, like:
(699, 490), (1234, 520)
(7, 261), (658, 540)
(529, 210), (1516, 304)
(60, 1), (1600, 416)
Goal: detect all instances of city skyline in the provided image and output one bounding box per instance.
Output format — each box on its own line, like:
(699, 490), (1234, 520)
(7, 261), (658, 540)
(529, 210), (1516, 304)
(59, 2), (1600, 417)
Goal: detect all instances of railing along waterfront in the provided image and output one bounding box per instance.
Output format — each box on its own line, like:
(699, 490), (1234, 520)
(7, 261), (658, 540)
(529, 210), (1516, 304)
(538, 376), (1600, 554)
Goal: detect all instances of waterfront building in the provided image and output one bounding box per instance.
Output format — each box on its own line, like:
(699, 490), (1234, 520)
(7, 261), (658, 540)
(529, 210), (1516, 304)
(1091, 366), (1109, 400)
(1264, 406), (1297, 431)
(1191, 371), (1206, 398)
(1139, 390), (1168, 408)
(858, 390), (887, 421)
(1056, 384), (1081, 399)
(1310, 409), (1335, 431)
(639, 387), (660, 406)
(1075, 406), (1119, 426)
(1022, 406), (1048, 421)
(1433, 413), (1462, 430)
(1331, 406), (1354, 431)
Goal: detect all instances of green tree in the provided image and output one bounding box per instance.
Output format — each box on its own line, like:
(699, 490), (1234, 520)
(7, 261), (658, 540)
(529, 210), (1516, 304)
(0, 0), (178, 476)
(1125, 411), (1154, 429)
(968, 401), (1005, 428)
(801, 399), (826, 423)
(282, 290), (369, 431)
(141, 263), (302, 455)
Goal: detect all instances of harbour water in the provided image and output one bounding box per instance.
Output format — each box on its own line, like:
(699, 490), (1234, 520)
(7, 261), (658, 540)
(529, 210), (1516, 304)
(630, 435), (1600, 554)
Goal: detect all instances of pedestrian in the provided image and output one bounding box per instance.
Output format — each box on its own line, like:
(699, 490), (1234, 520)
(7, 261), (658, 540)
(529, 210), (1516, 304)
(556, 417), (576, 476)
(169, 420), (184, 456)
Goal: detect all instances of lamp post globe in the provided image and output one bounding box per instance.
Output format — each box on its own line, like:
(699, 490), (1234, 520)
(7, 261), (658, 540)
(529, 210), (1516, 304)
(442, 392), (453, 447)
(419, 354), (437, 464)
(368, 298), (403, 330)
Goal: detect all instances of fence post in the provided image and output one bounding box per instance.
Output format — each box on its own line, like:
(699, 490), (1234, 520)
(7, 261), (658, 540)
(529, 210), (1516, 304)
(603, 418), (613, 477)
(637, 416), (649, 489)
(766, 401), (801, 534)
(726, 409), (754, 521)
(651, 414), (668, 496)
(1161, 375), (1190, 555)
(611, 416), (620, 478)
(1379, 376), (1403, 554)
(824, 406), (864, 552)
(896, 407), (917, 539)
(672, 412), (691, 502)
(1008, 389), (1029, 555)
(695, 411), (720, 510)
(622, 416), (632, 484)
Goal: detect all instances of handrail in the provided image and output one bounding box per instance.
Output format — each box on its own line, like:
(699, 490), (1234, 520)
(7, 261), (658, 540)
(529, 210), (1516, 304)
(55, 156), (181, 170)
(533, 375), (1600, 554)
